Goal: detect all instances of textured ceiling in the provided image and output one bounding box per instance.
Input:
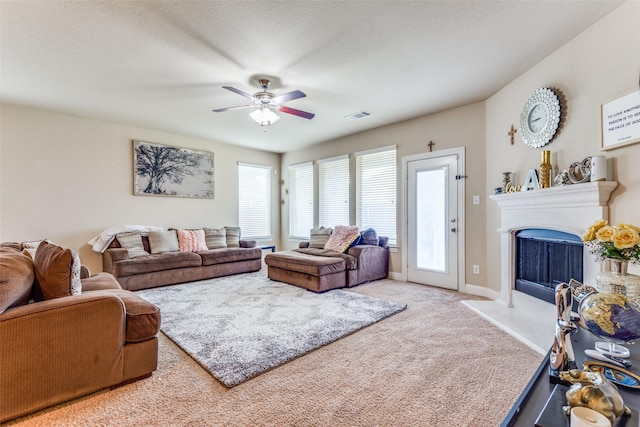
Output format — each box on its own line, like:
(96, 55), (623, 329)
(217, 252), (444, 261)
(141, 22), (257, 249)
(0, 1), (623, 153)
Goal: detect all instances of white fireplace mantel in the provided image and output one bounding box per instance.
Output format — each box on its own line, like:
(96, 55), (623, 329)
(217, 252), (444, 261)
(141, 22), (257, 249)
(490, 181), (618, 307)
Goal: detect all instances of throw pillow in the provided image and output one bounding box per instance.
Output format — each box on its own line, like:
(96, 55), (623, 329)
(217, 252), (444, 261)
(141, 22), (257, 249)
(116, 231), (150, 258)
(21, 239), (51, 259)
(0, 248), (34, 314)
(324, 225), (360, 253)
(224, 226), (241, 248)
(148, 230), (179, 254)
(359, 228), (379, 246)
(309, 227), (332, 249)
(176, 229), (208, 252)
(203, 227), (227, 249)
(33, 241), (82, 300)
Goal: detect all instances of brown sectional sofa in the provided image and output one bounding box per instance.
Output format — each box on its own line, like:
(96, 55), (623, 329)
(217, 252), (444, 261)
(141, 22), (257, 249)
(102, 233), (262, 291)
(0, 243), (161, 423)
(265, 230), (390, 292)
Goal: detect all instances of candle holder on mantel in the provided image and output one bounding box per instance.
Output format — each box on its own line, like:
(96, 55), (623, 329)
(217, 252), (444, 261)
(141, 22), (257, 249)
(540, 150), (551, 188)
(502, 172), (511, 190)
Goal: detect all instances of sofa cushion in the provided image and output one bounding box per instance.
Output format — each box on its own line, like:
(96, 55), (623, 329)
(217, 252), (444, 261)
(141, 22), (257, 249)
(309, 227), (332, 249)
(199, 247), (262, 266)
(176, 229), (208, 252)
(203, 227), (227, 249)
(148, 230), (179, 254)
(0, 248), (34, 314)
(324, 225), (360, 253)
(33, 241), (82, 300)
(265, 250), (346, 276)
(359, 228), (379, 246)
(116, 232), (150, 258)
(224, 226), (241, 248)
(113, 252), (202, 277)
(294, 247), (358, 270)
(104, 289), (160, 342)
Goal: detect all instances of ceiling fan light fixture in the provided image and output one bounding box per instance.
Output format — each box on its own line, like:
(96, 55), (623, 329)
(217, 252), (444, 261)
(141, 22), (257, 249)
(250, 107), (280, 126)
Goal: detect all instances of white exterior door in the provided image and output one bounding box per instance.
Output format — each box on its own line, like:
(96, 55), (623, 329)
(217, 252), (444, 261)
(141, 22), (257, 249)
(406, 151), (462, 290)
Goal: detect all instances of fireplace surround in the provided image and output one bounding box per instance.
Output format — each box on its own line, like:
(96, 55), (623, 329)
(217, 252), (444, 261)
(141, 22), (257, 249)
(490, 181), (618, 308)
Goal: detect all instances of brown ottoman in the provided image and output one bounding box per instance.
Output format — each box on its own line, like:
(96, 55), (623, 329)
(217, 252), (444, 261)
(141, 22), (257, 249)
(264, 251), (346, 292)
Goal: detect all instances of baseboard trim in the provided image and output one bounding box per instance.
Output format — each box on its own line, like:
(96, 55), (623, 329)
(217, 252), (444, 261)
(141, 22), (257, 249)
(464, 283), (500, 300)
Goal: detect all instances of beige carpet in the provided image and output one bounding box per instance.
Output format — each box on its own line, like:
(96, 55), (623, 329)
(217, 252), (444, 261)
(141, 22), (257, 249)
(8, 276), (544, 426)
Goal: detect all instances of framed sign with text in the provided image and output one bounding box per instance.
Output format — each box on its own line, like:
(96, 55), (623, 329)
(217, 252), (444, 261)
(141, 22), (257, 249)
(601, 88), (640, 150)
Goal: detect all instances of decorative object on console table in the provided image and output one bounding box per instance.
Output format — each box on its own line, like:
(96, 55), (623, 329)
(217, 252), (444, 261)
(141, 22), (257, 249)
(582, 219), (640, 303)
(549, 282), (577, 384)
(570, 279), (640, 361)
(540, 150), (552, 188)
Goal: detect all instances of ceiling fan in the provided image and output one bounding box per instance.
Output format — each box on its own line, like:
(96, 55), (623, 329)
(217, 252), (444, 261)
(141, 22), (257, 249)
(213, 79), (315, 126)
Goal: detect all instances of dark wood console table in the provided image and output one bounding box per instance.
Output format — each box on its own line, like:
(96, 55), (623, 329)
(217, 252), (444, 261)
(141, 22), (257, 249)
(502, 327), (640, 426)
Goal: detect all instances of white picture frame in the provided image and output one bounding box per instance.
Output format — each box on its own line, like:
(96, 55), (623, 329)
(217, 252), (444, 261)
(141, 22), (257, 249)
(601, 88), (640, 150)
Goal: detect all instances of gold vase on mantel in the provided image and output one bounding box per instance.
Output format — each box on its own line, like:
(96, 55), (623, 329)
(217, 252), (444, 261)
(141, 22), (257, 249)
(539, 150), (551, 188)
(596, 259), (640, 303)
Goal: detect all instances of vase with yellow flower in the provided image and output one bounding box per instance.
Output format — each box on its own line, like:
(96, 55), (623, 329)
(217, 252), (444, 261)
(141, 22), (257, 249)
(582, 219), (640, 302)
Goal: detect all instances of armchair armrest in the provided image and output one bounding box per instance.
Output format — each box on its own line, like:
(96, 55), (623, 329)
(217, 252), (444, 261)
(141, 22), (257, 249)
(0, 293), (126, 421)
(240, 240), (257, 248)
(102, 248), (130, 274)
(347, 244), (389, 283)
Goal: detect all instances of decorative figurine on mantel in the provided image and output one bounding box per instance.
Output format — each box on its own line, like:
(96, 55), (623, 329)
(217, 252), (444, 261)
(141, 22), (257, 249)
(550, 282), (578, 382)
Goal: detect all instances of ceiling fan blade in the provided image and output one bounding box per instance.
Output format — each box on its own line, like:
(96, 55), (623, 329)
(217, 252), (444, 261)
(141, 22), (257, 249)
(222, 86), (255, 100)
(278, 106), (315, 120)
(212, 104), (253, 113)
(272, 90), (306, 104)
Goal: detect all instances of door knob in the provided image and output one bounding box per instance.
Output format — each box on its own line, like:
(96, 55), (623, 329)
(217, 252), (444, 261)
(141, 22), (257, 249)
(450, 227), (457, 233)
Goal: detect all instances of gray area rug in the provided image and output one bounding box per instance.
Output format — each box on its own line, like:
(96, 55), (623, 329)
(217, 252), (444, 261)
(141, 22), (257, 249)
(137, 272), (406, 387)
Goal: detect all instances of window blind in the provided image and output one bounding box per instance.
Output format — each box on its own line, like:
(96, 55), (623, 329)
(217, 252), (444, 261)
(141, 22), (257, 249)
(238, 163), (271, 239)
(356, 146), (397, 246)
(318, 155), (349, 228)
(289, 162), (314, 239)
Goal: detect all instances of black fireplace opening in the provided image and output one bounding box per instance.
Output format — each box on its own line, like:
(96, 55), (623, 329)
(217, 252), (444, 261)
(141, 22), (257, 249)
(515, 229), (583, 304)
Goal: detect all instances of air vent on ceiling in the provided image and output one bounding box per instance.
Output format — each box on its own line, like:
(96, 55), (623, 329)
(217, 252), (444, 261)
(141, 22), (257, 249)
(345, 110), (372, 120)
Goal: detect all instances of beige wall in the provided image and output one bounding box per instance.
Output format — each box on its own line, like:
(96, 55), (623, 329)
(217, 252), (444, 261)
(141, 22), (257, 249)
(280, 102), (486, 281)
(485, 1), (640, 294)
(0, 104), (280, 273)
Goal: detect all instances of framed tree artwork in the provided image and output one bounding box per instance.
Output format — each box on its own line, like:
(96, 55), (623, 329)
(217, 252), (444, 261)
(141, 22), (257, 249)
(133, 140), (215, 198)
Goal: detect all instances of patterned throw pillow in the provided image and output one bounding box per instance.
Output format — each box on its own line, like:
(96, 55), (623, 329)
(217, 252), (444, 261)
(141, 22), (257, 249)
(148, 230), (179, 254)
(116, 231), (150, 258)
(224, 226), (241, 248)
(176, 229), (208, 252)
(33, 241), (82, 300)
(203, 227), (227, 249)
(324, 225), (360, 253)
(359, 228), (379, 246)
(309, 227), (332, 249)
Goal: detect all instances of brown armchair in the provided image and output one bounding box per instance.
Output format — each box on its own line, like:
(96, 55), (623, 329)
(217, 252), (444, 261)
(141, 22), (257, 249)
(0, 244), (160, 423)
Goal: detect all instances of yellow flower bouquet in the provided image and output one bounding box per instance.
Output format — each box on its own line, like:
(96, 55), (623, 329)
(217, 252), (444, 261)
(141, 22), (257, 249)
(582, 219), (640, 264)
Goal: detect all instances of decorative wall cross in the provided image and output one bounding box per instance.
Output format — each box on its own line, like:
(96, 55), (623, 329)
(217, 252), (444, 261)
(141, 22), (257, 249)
(508, 125), (517, 145)
(427, 140), (435, 152)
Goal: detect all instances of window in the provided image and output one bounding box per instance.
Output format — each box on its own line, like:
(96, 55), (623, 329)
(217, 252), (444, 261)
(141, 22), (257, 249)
(288, 162), (314, 239)
(238, 163), (271, 239)
(318, 155), (349, 227)
(356, 146), (397, 246)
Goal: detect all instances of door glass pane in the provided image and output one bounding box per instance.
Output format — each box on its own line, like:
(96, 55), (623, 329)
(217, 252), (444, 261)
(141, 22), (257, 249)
(415, 167), (446, 271)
